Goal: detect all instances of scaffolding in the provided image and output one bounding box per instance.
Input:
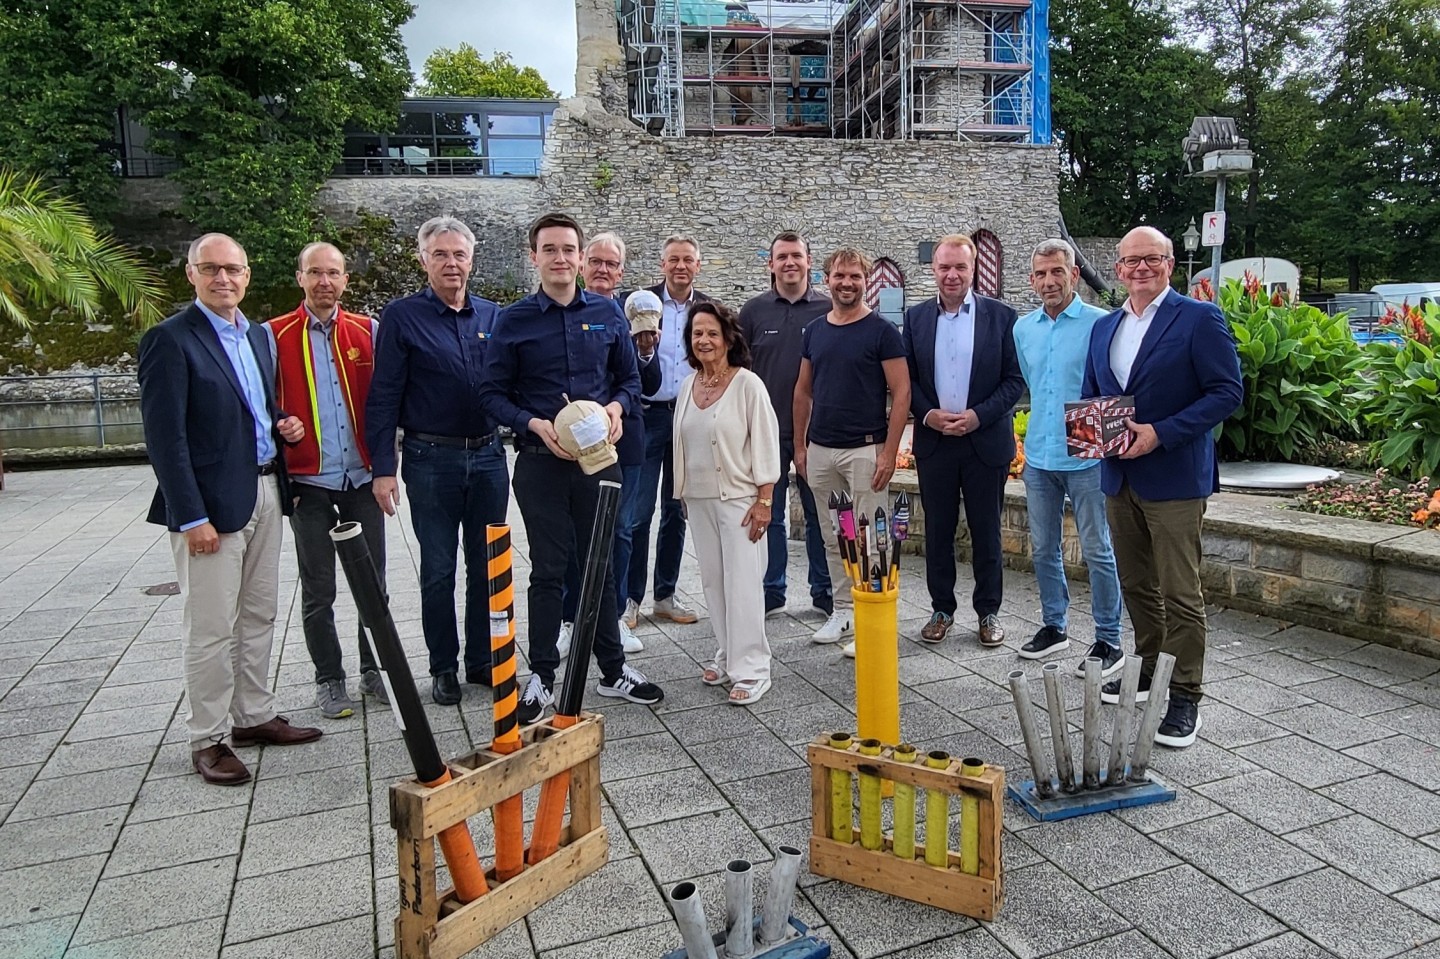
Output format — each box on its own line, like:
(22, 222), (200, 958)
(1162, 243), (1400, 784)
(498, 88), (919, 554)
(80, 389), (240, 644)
(618, 0), (1048, 143)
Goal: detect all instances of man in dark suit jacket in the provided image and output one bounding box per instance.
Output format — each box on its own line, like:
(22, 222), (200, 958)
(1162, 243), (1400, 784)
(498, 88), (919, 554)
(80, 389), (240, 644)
(139, 233), (322, 787)
(903, 234), (1025, 647)
(1082, 226), (1243, 748)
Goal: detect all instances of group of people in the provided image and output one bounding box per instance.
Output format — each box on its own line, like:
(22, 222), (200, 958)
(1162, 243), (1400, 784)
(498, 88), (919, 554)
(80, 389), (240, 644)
(138, 213), (1240, 787)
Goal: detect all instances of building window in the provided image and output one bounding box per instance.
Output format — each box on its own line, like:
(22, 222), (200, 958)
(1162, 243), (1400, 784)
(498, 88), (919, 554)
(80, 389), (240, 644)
(868, 258), (906, 325)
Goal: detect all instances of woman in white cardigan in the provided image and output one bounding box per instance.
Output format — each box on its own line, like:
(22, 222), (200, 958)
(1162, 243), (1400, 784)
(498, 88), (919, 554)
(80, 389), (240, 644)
(673, 301), (781, 705)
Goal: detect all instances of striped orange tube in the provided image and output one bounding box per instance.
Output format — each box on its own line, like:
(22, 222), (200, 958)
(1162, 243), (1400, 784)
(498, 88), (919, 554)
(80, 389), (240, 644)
(487, 525), (524, 882)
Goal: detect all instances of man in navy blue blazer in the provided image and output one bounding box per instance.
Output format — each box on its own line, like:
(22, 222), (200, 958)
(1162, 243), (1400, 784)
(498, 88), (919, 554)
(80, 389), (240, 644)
(1082, 226), (1243, 748)
(139, 233), (322, 787)
(903, 234), (1026, 648)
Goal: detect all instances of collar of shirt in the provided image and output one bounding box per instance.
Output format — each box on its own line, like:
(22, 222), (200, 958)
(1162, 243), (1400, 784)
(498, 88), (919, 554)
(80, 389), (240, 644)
(535, 287), (594, 313)
(195, 299), (251, 339)
(767, 285), (822, 306)
(663, 286), (695, 309)
(303, 303), (340, 331)
(1121, 285), (1169, 324)
(936, 290), (975, 319)
(423, 285), (477, 316)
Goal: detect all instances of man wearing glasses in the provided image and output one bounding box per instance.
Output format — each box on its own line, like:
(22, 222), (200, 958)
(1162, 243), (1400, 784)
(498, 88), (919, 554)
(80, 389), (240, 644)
(366, 216), (508, 707)
(266, 242), (388, 721)
(138, 233), (322, 787)
(1082, 226), (1242, 748)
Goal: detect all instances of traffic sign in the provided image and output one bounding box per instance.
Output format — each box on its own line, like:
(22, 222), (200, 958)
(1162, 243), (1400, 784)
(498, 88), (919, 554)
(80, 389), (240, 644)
(1202, 211), (1226, 247)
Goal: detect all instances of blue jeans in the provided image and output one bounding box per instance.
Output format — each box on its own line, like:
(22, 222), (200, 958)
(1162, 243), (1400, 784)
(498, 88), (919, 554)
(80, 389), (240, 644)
(563, 463), (643, 619)
(627, 405), (686, 604)
(765, 440), (831, 605)
(1022, 463), (1122, 646)
(400, 437), (510, 676)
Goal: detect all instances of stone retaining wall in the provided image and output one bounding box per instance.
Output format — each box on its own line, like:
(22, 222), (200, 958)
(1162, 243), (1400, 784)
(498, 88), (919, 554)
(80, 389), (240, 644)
(794, 472), (1440, 658)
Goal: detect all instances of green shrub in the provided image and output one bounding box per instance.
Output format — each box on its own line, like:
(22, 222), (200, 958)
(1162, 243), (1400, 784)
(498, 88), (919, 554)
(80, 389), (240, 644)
(1291, 470), (1432, 527)
(1348, 304), (1440, 482)
(1218, 280), (1362, 462)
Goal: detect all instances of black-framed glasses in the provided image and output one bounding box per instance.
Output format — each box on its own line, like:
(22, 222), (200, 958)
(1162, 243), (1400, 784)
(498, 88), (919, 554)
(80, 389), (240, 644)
(1117, 254), (1173, 269)
(193, 263), (249, 277)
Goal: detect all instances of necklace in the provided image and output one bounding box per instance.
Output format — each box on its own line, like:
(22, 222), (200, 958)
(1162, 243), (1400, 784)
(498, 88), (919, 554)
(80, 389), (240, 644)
(698, 366), (732, 389)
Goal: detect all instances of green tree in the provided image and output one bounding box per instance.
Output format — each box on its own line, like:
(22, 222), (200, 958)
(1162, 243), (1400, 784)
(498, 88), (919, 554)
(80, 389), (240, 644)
(1185, 0), (1332, 257)
(0, 169), (166, 331)
(417, 46), (557, 99)
(1051, 0), (1223, 239)
(0, 1), (414, 287)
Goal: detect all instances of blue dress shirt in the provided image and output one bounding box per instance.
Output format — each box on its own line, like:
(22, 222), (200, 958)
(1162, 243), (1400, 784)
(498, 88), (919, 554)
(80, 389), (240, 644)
(651, 287), (694, 402)
(932, 292), (976, 413)
(291, 308), (375, 490)
(479, 288), (640, 436)
(1013, 294), (1112, 471)
(197, 300), (276, 465)
(365, 287), (500, 477)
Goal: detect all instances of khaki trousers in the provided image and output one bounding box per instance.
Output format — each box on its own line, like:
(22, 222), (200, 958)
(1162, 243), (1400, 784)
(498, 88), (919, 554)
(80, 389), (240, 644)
(1106, 481), (1208, 701)
(687, 496), (771, 683)
(806, 444), (888, 612)
(171, 475), (282, 746)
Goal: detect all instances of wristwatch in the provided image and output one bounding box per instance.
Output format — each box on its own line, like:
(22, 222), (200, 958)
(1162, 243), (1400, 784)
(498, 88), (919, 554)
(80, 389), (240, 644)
(757, 497), (773, 507)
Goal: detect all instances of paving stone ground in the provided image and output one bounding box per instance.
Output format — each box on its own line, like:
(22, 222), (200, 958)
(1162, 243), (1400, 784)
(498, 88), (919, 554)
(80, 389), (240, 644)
(1, 464), (1439, 958)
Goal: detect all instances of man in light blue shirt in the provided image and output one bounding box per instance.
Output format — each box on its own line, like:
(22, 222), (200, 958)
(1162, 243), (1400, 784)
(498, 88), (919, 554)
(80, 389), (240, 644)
(1012, 239), (1125, 674)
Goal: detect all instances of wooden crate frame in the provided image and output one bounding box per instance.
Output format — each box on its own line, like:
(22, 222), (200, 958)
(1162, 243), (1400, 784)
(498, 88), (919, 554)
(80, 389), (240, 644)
(389, 713), (608, 959)
(807, 735), (1004, 921)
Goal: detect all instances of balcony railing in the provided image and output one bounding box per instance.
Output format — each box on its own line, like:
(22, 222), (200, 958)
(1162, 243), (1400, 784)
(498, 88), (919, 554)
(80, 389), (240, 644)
(330, 156), (541, 178)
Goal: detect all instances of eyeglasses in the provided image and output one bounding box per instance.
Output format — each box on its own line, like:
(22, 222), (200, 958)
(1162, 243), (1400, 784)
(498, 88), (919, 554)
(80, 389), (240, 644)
(586, 258), (621, 271)
(302, 269), (344, 280)
(1117, 254), (1173, 270)
(193, 263), (249, 277)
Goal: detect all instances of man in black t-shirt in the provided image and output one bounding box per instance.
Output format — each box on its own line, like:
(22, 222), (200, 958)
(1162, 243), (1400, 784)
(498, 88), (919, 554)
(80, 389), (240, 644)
(794, 247), (911, 650)
(740, 230), (833, 618)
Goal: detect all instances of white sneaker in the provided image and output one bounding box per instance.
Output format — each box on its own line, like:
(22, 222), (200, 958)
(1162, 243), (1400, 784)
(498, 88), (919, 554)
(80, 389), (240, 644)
(623, 598), (640, 630)
(812, 610), (854, 644)
(842, 640), (856, 659)
(619, 618), (644, 654)
(652, 596), (699, 624)
(556, 621), (573, 658)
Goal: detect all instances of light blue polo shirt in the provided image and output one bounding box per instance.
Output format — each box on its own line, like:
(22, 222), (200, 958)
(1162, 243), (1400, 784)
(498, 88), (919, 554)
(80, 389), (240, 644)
(1013, 294), (1112, 471)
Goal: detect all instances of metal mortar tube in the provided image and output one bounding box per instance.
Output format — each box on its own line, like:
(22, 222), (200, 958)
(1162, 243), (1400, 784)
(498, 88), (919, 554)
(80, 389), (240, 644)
(1106, 655), (1144, 786)
(759, 845), (803, 945)
(1128, 652), (1177, 782)
(1042, 663), (1077, 792)
(668, 881), (718, 959)
(1007, 670), (1055, 799)
(1081, 656), (1102, 789)
(724, 859), (754, 959)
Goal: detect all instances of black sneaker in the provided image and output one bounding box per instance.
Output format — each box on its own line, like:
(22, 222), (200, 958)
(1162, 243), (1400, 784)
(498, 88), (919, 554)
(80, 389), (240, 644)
(812, 592), (834, 616)
(765, 594), (786, 618)
(1155, 695), (1201, 748)
(1074, 641), (1124, 678)
(517, 674), (554, 725)
(597, 664), (664, 705)
(1018, 625), (1069, 660)
(1100, 672), (1152, 704)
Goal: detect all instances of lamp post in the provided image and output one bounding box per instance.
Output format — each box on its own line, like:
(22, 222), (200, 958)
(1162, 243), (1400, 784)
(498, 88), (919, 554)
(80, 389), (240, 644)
(1181, 118), (1255, 283)
(1181, 219), (1200, 288)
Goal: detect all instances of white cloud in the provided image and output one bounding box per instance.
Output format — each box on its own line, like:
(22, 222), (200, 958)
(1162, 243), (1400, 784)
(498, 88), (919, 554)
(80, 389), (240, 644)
(402, 0), (579, 97)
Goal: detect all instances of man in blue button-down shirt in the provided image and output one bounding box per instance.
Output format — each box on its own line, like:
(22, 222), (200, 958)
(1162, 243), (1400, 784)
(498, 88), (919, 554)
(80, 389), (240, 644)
(365, 217), (509, 707)
(1012, 240), (1125, 676)
(480, 212), (665, 725)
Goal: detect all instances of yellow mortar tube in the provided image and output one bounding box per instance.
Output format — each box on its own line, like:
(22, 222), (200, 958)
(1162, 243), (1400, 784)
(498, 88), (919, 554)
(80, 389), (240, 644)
(852, 586), (900, 797)
(857, 739), (883, 850)
(960, 757), (985, 875)
(923, 750), (951, 867)
(891, 743), (918, 860)
(828, 732), (853, 843)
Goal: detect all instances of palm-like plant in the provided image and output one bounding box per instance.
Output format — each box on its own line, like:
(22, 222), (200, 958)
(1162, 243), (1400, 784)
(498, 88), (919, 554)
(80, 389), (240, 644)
(0, 169), (166, 330)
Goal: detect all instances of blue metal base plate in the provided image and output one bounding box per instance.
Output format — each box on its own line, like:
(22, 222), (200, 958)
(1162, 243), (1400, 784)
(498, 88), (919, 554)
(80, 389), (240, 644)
(661, 916), (830, 959)
(1007, 771), (1176, 822)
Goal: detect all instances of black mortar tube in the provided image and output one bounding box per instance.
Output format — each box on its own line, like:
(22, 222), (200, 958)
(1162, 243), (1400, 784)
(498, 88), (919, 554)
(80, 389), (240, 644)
(557, 480), (622, 718)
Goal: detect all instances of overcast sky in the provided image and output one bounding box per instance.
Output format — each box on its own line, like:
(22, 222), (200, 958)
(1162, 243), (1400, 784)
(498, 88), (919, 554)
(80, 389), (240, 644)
(402, 0), (580, 97)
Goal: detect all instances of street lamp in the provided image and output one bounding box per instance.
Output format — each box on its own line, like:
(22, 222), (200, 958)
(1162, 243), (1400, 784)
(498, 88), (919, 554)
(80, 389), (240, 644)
(1181, 219), (1200, 288)
(1181, 117), (1254, 281)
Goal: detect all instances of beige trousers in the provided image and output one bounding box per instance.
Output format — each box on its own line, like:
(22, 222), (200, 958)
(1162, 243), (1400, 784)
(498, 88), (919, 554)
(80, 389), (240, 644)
(171, 475), (282, 746)
(687, 496), (771, 684)
(805, 443), (888, 611)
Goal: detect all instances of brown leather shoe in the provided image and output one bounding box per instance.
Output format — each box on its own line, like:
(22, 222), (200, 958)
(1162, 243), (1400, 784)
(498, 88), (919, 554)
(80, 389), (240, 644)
(920, 611), (954, 644)
(192, 744), (251, 786)
(978, 614), (1005, 647)
(231, 715), (323, 747)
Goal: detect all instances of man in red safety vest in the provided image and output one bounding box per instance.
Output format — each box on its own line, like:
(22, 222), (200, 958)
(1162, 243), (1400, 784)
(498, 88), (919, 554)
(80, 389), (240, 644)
(266, 242), (389, 721)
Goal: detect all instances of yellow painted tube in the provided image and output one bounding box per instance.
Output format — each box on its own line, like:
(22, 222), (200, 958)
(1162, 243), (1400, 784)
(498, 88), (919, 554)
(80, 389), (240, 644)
(891, 743), (918, 860)
(924, 750), (951, 868)
(852, 587), (900, 800)
(960, 757), (985, 875)
(828, 732), (853, 843)
(857, 739), (883, 850)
